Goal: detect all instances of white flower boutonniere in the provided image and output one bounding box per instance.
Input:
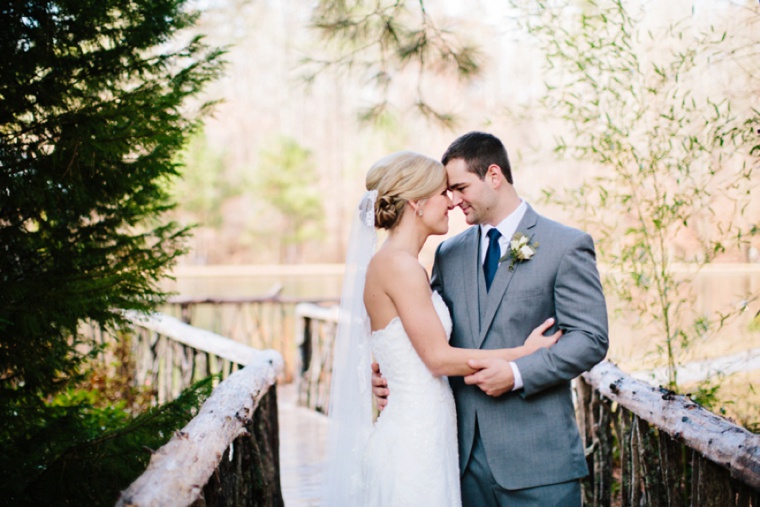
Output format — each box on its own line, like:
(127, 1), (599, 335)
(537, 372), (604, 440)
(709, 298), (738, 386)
(499, 232), (539, 271)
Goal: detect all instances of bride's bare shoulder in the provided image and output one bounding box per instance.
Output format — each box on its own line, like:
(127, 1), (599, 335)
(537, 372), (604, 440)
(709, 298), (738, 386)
(368, 249), (426, 280)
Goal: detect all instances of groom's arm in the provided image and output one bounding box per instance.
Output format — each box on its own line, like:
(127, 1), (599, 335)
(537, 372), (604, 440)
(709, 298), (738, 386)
(513, 232), (608, 398)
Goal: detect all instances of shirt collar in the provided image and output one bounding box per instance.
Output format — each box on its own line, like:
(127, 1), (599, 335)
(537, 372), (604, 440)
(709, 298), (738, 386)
(480, 200), (528, 245)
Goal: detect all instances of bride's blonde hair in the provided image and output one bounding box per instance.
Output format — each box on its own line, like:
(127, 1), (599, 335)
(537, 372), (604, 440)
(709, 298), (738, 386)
(365, 151), (446, 230)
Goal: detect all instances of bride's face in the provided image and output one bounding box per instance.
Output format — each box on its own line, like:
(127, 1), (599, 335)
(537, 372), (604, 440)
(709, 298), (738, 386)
(420, 181), (454, 235)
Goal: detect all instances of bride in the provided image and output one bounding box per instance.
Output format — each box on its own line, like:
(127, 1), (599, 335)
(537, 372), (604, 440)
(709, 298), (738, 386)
(324, 151), (561, 506)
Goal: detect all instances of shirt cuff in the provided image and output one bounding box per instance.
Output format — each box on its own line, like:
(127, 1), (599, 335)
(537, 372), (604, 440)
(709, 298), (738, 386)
(510, 362), (524, 391)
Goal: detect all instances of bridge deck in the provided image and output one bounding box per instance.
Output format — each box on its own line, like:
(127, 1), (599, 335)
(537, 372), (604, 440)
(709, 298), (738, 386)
(278, 385), (327, 507)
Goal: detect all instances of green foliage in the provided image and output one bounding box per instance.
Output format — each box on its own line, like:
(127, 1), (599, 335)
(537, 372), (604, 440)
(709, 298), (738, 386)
(750, 311), (760, 333)
(0, 0), (224, 408)
(509, 0), (759, 390)
(0, 0), (224, 503)
(0, 376), (214, 506)
(308, 0), (480, 125)
(256, 137), (324, 261)
(688, 378), (723, 413)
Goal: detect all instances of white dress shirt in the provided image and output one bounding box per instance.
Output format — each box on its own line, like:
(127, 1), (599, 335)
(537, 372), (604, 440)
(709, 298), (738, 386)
(479, 200), (527, 391)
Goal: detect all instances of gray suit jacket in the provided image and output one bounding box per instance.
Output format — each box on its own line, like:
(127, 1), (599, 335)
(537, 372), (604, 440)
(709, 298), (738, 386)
(431, 204), (608, 490)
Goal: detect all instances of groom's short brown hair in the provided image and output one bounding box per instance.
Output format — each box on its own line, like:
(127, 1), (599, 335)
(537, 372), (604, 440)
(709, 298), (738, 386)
(441, 131), (513, 184)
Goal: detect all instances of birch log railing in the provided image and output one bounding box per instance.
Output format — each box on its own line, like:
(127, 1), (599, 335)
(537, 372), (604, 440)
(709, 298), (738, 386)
(122, 311), (267, 405)
(294, 302), (339, 413)
(115, 312), (284, 507)
(577, 362), (759, 506)
(163, 287), (339, 382)
(294, 306), (760, 505)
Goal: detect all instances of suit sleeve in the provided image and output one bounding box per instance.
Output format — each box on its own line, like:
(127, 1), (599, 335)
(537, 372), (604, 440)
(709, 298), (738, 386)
(513, 233), (609, 398)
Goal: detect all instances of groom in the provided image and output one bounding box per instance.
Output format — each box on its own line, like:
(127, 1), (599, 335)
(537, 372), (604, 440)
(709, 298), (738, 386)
(374, 131), (608, 506)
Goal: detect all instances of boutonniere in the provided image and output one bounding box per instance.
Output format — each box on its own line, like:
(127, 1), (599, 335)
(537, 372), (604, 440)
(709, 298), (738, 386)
(499, 232), (539, 271)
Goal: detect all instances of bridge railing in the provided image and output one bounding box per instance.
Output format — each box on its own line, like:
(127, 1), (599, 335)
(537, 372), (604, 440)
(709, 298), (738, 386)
(578, 361), (759, 506)
(163, 287), (339, 382)
(295, 305), (760, 505)
(294, 302), (339, 413)
(112, 311), (284, 507)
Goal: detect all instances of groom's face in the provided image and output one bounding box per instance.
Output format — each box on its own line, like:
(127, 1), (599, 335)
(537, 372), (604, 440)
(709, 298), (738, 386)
(445, 157), (497, 226)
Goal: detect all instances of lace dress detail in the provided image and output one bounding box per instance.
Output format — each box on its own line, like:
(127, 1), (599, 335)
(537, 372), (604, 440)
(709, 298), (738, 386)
(362, 291), (461, 507)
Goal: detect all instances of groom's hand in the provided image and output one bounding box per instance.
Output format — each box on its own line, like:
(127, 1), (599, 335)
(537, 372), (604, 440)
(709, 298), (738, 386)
(464, 358), (514, 397)
(371, 362), (389, 410)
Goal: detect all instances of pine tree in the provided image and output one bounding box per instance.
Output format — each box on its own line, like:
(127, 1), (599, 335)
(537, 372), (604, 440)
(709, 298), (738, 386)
(0, 0), (223, 498)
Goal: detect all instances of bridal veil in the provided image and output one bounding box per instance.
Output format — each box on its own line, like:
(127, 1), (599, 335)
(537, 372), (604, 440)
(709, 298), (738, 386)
(323, 190), (377, 506)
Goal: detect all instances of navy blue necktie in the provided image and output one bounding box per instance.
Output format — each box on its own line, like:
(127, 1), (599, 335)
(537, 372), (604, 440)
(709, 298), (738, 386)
(483, 228), (502, 291)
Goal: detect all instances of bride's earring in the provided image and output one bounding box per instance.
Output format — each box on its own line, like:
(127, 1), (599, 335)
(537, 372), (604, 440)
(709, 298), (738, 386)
(410, 200), (423, 217)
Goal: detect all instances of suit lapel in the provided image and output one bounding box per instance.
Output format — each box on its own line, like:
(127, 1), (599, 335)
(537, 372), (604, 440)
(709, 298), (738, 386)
(460, 227), (481, 348)
(476, 205), (540, 348)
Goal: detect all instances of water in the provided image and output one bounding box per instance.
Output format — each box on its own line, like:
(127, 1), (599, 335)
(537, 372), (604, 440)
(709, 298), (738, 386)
(162, 265), (344, 300)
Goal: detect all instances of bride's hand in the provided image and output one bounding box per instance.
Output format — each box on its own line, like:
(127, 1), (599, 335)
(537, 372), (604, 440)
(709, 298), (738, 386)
(524, 317), (562, 352)
(371, 362), (389, 410)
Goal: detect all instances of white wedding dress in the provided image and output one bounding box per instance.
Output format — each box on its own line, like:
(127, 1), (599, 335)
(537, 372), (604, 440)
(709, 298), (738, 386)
(361, 291), (462, 507)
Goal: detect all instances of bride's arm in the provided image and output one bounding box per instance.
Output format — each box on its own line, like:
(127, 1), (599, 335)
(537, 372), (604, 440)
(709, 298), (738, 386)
(386, 260), (560, 377)
(370, 319), (559, 405)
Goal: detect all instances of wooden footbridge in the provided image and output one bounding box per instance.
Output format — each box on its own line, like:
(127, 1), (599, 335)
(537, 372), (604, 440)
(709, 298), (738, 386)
(104, 296), (758, 506)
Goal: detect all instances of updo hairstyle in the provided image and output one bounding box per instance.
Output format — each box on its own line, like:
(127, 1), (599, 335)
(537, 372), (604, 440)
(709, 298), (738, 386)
(365, 151), (446, 230)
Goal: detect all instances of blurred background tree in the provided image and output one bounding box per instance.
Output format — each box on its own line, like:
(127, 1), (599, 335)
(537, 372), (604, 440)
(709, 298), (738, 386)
(0, 0), (223, 502)
(171, 129), (240, 264)
(256, 137), (324, 263)
(307, 0), (481, 125)
(165, 0), (490, 265)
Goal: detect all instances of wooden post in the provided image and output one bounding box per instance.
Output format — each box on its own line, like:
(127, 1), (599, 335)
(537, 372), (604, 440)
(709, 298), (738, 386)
(180, 303), (191, 324)
(629, 415), (642, 507)
(636, 417), (666, 507)
(615, 410), (632, 507)
(659, 430), (685, 505)
(696, 456), (733, 506)
(280, 304), (294, 383)
(596, 393), (613, 507)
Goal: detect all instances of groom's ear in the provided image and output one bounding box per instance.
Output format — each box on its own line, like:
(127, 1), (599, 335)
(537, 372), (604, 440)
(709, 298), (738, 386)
(485, 164), (504, 189)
